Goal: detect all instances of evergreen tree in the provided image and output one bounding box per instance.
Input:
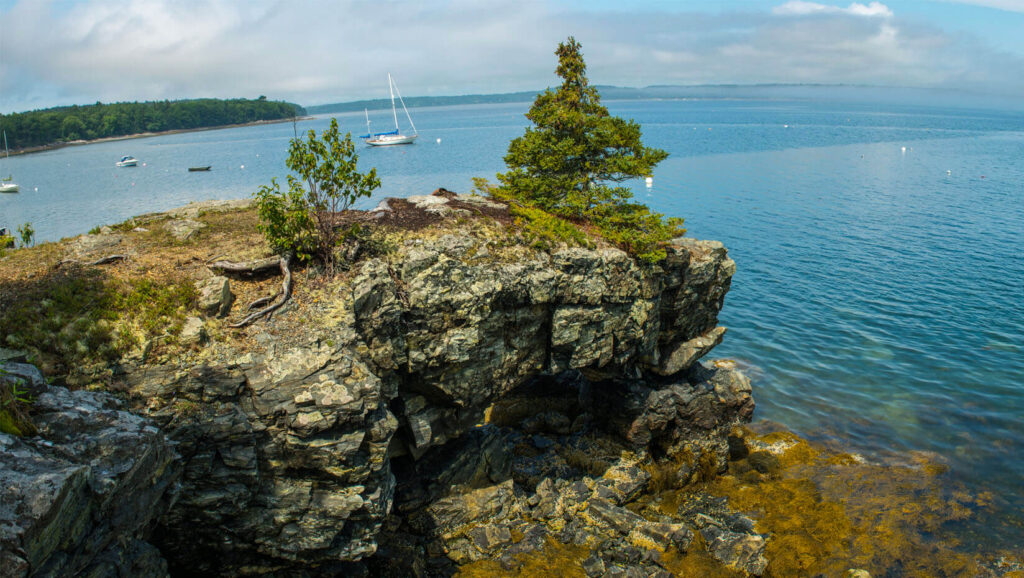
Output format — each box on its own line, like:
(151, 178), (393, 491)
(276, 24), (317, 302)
(497, 37), (684, 262)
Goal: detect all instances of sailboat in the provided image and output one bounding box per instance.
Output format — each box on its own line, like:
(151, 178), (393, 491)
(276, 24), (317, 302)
(0, 130), (17, 193)
(360, 73), (418, 146)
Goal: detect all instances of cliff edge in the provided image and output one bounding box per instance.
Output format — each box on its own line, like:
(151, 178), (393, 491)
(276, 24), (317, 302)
(2, 193), (757, 577)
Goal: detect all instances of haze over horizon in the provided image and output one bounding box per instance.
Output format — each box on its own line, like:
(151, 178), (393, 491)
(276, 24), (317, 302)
(2, 0), (1024, 114)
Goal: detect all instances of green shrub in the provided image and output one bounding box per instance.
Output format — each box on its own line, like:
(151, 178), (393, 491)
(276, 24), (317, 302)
(509, 204), (591, 251)
(0, 369), (36, 436)
(254, 118), (380, 272)
(17, 222), (34, 248)
(591, 202), (686, 263)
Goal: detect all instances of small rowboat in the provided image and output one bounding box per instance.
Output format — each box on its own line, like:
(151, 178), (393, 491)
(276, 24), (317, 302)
(188, 166), (212, 172)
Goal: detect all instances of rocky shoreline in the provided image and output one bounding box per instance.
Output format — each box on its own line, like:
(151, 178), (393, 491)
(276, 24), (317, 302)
(1, 194), (1020, 577)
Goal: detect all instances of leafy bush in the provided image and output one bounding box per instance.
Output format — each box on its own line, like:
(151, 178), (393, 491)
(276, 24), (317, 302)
(254, 118), (380, 271)
(254, 177), (318, 261)
(509, 204), (591, 251)
(17, 222), (34, 248)
(590, 202), (686, 263)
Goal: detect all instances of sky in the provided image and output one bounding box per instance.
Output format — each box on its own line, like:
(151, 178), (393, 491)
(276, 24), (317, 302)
(1, 0), (1023, 113)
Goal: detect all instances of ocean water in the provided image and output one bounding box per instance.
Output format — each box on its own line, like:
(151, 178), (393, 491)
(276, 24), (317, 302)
(2, 97), (1022, 548)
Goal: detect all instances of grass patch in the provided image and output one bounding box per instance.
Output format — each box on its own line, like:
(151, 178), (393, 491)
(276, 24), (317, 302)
(0, 266), (197, 387)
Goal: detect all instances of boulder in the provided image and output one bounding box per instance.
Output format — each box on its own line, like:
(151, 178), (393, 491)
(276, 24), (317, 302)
(180, 316), (207, 346)
(195, 275), (234, 317)
(164, 218), (206, 241)
(0, 363), (179, 578)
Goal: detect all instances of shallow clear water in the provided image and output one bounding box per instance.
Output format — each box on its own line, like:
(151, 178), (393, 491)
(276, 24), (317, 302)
(3, 98), (1022, 547)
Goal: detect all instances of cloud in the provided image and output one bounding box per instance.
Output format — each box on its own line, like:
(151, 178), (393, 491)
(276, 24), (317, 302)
(1, 0), (1022, 113)
(773, 1), (894, 17)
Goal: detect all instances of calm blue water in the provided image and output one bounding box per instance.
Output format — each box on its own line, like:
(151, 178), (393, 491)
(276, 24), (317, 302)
(3, 98), (1022, 547)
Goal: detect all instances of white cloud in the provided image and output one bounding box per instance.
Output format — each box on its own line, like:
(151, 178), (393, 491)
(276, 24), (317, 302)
(1, 0), (1022, 113)
(773, 1), (894, 17)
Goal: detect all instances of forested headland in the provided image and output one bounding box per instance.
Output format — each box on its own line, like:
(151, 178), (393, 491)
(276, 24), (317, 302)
(0, 97), (306, 151)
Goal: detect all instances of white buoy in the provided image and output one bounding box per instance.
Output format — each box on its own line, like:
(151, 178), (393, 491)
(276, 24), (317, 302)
(784, 124), (789, 128)
(947, 170), (952, 175)
(436, 138), (442, 144)
(901, 146), (906, 154)
(645, 177), (653, 187)
(240, 164), (245, 169)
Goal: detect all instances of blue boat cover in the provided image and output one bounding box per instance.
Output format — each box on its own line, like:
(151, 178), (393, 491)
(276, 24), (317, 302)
(360, 130), (400, 138)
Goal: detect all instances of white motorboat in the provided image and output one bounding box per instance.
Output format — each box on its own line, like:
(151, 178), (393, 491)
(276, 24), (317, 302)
(361, 73), (418, 146)
(116, 155), (139, 167)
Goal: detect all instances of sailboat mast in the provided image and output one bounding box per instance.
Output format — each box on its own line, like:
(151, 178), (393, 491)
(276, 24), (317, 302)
(391, 78), (418, 136)
(365, 108), (371, 137)
(388, 73), (400, 132)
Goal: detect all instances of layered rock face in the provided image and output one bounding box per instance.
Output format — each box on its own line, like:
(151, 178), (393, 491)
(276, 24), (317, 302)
(0, 363), (179, 578)
(114, 232), (740, 575)
(352, 235), (736, 456)
(2, 202), (742, 576)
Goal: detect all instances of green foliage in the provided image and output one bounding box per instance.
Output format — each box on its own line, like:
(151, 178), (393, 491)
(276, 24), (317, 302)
(255, 177), (318, 261)
(471, 177), (497, 196)
(0, 98), (305, 150)
(254, 118), (380, 270)
(0, 371), (35, 436)
(0, 234), (13, 254)
(509, 204), (591, 251)
(0, 270), (196, 384)
(119, 278), (197, 339)
(495, 37), (684, 262)
(88, 225), (103, 235)
(17, 222), (34, 248)
(590, 202), (686, 263)
(0, 271), (121, 372)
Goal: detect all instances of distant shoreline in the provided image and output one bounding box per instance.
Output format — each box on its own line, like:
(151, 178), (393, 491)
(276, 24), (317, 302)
(8, 116), (314, 157)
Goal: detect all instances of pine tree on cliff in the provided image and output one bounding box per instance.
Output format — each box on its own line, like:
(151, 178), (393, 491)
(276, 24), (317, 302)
(497, 37), (684, 262)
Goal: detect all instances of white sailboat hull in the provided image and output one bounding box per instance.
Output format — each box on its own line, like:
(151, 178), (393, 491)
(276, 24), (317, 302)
(365, 134), (417, 146)
(0, 182), (18, 193)
(362, 74), (418, 147)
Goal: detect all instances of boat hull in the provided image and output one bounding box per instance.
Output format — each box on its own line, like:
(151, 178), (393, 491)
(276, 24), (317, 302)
(116, 160), (138, 167)
(365, 134), (417, 146)
(0, 183), (18, 193)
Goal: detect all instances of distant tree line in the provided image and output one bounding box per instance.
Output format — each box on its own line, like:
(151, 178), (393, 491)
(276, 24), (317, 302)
(0, 97), (306, 150)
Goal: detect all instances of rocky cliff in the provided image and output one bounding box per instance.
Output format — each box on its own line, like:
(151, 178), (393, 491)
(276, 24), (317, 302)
(0, 363), (179, 578)
(1, 195), (758, 577)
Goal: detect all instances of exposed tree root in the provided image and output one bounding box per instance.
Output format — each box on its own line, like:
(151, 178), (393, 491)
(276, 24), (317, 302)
(55, 254), (128, 268)
(229, 252), (293, 328)
(208, 256), (282, 278)
(246, 294), (277, 311)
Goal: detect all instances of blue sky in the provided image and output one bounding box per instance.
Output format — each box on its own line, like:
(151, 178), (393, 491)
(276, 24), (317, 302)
(1, 0), (1023, 113)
